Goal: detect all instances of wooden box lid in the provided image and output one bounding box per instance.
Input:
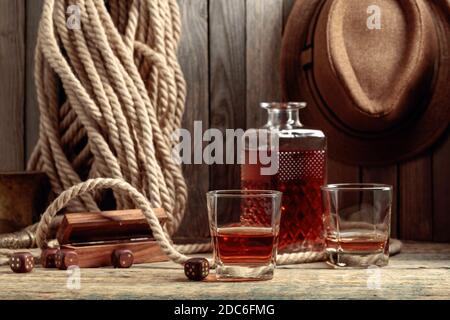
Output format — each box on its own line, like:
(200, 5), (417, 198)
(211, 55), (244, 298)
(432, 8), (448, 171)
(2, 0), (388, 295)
(56, 209), (167, 245)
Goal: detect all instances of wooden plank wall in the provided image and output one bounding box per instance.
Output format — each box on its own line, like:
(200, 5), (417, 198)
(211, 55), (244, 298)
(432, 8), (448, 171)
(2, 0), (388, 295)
(176, 0), (210, 238)
(0, 0), (25, 171)
(25, 0), (43, 160)
(0, 0), (448, 242)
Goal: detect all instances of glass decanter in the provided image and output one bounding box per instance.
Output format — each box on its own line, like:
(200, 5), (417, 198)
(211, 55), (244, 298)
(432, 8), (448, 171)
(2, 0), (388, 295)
(241, 102), (327, 253)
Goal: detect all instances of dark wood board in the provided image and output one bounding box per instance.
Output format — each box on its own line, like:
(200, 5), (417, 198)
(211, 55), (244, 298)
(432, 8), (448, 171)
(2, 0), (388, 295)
(0, 0), (25, 171)
(25, 0), (43, 161)
(176, 0), (210, 238)
(246, 0), (283, 128)
(209, 0), (246, 191)
(432, 132), (450, 242)
(399, 157), (433, 240)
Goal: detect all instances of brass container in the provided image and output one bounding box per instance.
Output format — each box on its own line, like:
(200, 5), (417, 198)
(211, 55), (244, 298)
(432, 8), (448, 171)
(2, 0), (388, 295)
(0, 172), (51, 234)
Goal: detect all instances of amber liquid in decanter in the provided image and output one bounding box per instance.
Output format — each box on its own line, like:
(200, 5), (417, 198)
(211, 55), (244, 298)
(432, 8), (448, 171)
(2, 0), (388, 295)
(241, 103), (327, 253)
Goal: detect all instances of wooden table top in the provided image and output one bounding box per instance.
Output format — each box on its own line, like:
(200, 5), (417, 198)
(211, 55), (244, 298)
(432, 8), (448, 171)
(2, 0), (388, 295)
(0, 242), (448, 300)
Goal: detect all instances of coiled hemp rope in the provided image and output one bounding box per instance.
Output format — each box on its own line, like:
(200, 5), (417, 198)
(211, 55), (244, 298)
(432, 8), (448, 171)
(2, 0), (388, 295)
(0, 0), (400, 267)
(28, 0), (188, 237)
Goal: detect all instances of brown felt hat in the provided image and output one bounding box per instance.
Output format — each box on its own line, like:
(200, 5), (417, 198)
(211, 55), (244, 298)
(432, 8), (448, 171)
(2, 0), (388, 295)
(281, 0), (450, 165)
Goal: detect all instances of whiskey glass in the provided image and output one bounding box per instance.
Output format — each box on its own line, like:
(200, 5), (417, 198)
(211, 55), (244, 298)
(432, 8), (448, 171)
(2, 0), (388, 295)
(321, 184), (392, 268)
(207, 190), (282, 281)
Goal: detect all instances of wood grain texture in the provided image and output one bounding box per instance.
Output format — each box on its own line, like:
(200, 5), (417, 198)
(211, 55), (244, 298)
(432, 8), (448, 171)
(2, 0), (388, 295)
(327, 158), (360, 184)
(176, 0), (210, 238)
(0, 242), (448, 299)
(25, 0), (43, 161)
(399, 157), (433, 240)
(363, 166), (398, 237)
(209, 0), (246, 191)
(432, 132), (450, 242)
(57, 209), (167, 244)
(0, 0), (25, 171)
(246, 0), (283, 128)
(62, 240), (168, 268)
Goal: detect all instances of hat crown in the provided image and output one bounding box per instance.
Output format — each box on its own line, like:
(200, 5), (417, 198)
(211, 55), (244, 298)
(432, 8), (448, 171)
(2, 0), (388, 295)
(314, 0), (438, 131)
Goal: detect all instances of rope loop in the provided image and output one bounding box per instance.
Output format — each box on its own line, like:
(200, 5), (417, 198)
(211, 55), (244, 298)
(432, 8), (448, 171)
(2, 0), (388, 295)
(36, 178), (190, 264)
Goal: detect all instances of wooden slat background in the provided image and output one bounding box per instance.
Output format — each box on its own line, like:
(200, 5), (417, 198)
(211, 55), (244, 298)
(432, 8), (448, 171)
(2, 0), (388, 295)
(176, 0), (210, 238)
(0, 0), (25, 171)
(0, 0), (448, 242)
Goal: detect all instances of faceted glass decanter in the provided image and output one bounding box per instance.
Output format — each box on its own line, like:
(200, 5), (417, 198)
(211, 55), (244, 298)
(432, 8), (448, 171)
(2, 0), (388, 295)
(241, 102), (327, 253)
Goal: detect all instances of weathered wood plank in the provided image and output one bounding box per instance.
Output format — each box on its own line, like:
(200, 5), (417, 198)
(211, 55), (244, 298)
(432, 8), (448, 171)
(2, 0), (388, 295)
(246, 0), (283, 128)
(25, 0), (43, 162)
(0, 242), (448, 300)
(362, 166), (398, 237)
(0, 0), (25, 171)
(399, 157), (433, 240)
(176, 0), (210, 238)
(327, 158), (360, 184)
(209, 0), (246, 191)
(432, 133), (450, 242)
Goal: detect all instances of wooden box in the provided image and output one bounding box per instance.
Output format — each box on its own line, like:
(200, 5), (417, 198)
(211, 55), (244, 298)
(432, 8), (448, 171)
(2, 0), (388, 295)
(56, 209), (169, 268)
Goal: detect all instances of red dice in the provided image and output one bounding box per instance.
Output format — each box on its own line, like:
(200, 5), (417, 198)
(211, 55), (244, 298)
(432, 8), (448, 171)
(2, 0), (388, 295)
(111, 249), (134, 268)
(55, 249), (79, 270)
(184, 258), (209, 281)
(10, 252), (34, 273)
(41, 248), (59, 268)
